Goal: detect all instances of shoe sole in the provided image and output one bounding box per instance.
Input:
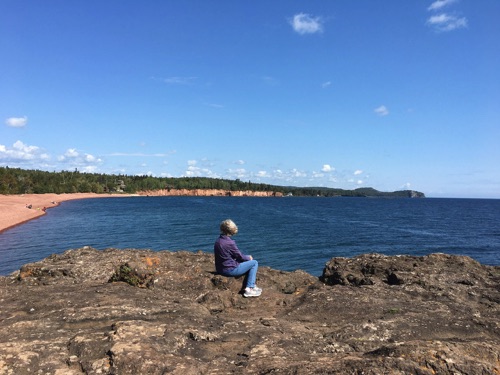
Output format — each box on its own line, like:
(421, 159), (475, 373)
(243, 291), (262, 298)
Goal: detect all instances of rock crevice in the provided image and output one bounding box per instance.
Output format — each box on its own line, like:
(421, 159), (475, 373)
(0, 248), (498, 374)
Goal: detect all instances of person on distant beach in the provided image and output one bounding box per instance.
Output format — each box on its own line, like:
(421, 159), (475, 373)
(214, 219), (262, 298)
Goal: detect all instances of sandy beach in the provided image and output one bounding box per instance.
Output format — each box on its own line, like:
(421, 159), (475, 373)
(0, 193), (133, 233)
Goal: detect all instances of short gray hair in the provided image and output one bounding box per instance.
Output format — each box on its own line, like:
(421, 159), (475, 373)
(220, 219), (238, 235)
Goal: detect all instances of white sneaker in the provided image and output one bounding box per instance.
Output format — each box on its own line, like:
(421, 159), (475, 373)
(244, 287), (262, 298)
(253, 286), (262, 293)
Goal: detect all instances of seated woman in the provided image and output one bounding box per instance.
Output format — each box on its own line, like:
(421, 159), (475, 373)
(214, 219), (262, 298)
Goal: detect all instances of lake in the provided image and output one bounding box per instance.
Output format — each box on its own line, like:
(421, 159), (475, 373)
(1, 196), (499, 276)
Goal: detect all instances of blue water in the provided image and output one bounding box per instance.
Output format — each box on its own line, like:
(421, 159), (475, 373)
(1, 197), (499, 276)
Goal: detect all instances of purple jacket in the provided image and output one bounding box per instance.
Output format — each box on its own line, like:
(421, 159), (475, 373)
(214, 235), (251, 274)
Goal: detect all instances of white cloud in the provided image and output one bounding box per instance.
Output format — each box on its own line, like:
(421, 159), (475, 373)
(290, 13), (323, 35)
(291, 168), (307, 178)
(0, 141), (106, 172)
(65, 148), (79, 158)
(57, 148), (102, 168)
(185, 168), (198, 177)
(374, 105), (389, 116)
(428, 0), (457, 11)
(357, 180), (363, 185)
(227, 168), (247, 179)
(426, 1), (467, 32)
(82, 166), (98, 173)
(354, 170), (363, 175)
(322, 81), (332, 88)
(5, 116), (28, 128)
(256, 170), (269, 178)
(427, 13), (467, 32)
(321, 164), (334, 172)
(13, 141), (39, 155)
(0, 140), (48, 163)
(184, 159), (219, 178)
(85, 154), (97, 162)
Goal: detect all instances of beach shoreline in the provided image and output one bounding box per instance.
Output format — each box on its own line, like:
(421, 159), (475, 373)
(0, 193), (134, 233)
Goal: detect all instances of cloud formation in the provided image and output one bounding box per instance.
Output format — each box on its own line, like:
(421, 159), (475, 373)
(0, 140), (106, 173)
(0, 141), (48, 164)
(374, 105), (389, 116)
(426, 0), (467, 32)
(57, 148), (102, 172)
(321, 164), (334, 172)
(428, 0), (457, 11)
(290, 13), (323, 35)
(184, 160), (219, 178)
(427, 13), (467, 31)
(5, 116), (28, 128)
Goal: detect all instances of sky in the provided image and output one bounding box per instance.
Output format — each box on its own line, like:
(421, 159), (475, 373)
(1, 1), (499, 198)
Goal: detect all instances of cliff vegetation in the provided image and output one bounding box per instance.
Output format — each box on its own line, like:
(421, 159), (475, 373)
(0, 167), (425, 198)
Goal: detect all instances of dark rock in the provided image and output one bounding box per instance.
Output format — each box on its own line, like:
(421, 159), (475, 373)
(0, 248), (499, 374)
(387, 271), (404, 285)
(281, 281), (297, 294)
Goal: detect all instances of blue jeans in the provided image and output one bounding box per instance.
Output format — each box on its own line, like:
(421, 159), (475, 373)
(223, 260), (258, 288)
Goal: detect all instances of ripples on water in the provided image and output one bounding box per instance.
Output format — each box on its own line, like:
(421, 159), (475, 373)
(1, 197), (499, 276)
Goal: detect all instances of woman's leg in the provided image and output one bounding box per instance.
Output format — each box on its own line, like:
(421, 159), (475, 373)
(224, 260), (258, 288)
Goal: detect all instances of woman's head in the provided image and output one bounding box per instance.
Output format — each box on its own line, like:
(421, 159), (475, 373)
(220, 219), (238, 236)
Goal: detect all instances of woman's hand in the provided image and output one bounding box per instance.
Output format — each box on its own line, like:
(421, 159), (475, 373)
(248, 255), (253, 260)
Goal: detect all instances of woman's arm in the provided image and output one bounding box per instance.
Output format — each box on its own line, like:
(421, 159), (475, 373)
(228, 240), (251, 262)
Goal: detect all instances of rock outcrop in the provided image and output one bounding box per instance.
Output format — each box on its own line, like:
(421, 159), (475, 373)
(137, 189), (283, 197)
(0, 249), (498, 374)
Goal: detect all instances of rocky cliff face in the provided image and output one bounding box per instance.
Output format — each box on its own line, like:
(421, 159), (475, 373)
(137, 189), (283, 197)
(0, 248), (498, 374)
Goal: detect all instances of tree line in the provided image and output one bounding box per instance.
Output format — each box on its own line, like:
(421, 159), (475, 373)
(0, 167), (424, 198)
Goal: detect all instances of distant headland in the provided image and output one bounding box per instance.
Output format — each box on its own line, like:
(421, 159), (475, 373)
(0, 166), (425, 198)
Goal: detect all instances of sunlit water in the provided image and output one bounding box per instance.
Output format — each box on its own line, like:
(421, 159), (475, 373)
(1, 197), (499, 276)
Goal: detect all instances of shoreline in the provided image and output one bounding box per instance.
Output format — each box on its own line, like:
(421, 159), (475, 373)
(0, 193), (134, 233)
(0, 190), (279, 234)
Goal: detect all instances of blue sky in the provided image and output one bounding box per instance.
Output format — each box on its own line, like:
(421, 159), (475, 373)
(1, 1), (499, 198)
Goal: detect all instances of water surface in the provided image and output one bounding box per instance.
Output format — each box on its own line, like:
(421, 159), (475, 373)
(1, 196), (499, 276)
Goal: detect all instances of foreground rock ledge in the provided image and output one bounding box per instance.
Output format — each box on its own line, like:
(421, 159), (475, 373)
(0, 248), (498, 374)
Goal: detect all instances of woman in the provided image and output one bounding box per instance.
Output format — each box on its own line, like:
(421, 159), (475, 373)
(214, 219), (262, 297)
